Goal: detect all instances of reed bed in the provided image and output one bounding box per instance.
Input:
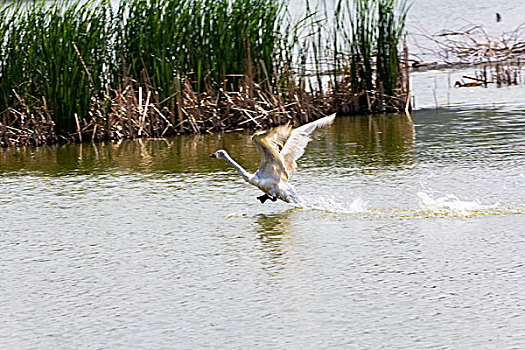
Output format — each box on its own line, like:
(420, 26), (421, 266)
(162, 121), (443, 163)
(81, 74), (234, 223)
(0, 0), (410, 147)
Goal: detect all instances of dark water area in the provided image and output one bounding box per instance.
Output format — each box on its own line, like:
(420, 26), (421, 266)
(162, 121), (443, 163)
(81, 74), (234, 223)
(1, 108), (524, 349)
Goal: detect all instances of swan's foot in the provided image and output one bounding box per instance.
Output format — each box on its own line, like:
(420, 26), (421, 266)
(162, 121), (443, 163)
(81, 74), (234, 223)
(257, 194), (269, 204)
(257, 194), (277, 204)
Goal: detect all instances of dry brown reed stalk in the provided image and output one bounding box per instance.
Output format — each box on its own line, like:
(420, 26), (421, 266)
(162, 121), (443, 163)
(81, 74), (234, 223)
(0, 91), (57, 147)
(1, 71), (409, 148)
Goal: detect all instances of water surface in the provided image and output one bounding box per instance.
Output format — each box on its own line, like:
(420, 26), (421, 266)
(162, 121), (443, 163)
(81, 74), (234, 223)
(1, 108), (524, 349)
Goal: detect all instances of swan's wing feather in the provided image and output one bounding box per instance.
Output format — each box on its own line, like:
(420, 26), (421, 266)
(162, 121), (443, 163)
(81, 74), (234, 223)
(251, 123), (292, 181)
(262, 122), (292, 152)
(281, 113), (336, 173)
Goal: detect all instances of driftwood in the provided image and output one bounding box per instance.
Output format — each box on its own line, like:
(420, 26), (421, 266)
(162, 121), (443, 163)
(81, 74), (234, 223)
(413, 21), (525, 65)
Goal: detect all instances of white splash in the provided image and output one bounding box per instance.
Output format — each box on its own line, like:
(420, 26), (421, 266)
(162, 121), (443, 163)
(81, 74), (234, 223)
(297, 196), (369, 214)
(417, 191), (486, 217)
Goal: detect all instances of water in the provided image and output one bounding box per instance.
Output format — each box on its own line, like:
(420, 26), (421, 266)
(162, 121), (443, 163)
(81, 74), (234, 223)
(1, 107), (524, 349)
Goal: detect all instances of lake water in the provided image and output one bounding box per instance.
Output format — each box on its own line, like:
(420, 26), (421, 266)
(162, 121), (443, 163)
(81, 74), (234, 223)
(1, 104), (524, 348)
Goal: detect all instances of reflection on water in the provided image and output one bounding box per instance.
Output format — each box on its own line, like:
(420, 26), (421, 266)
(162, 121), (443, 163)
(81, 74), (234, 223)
(0, 114), (414, 174)
(254, 211), (296, 271)
(254, 212), (295, 236)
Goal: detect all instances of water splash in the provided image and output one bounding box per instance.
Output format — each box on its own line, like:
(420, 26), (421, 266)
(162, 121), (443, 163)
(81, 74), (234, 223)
(296, 196), (369, 214)
(293, 192), (524, 219)
(417, 191), (487, 217)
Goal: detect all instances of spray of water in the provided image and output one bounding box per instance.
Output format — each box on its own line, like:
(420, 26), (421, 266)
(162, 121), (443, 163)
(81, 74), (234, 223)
(295, 196), (369, 214)
(292, 189), (523, 219)
(417, 191), (486, 217)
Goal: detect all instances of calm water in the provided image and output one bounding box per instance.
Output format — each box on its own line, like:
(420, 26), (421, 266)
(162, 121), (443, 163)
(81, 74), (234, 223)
(1, 106), (524, 349)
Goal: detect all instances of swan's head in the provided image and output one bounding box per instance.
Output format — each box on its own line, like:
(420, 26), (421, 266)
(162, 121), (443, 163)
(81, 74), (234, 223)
(209, 150), (228, 159)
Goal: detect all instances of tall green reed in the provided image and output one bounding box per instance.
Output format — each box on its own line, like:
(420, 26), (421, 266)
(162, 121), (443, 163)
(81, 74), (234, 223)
(0, 0), (111, 134)
(296, 0), (409, 96)
(115, 0), (283, 100)
(344, 0), (409, 95)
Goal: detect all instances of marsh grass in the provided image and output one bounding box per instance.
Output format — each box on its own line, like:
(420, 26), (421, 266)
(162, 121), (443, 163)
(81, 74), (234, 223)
(0, 0), (111, 139)
(0, 0), (410, 147)
(115, 0), (282, 98)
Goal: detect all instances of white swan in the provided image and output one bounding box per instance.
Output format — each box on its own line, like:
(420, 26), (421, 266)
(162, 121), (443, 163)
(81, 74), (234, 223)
(210, 113), (336, 204)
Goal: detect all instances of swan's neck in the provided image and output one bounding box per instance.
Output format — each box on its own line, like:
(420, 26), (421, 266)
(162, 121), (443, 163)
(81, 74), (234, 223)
(220, 152), (252, 183)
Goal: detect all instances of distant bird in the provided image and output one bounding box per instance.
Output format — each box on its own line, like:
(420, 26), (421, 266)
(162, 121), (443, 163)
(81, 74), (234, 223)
(454, 80), (483, 88)
(412, 60), (438, 68)
(210, 113), (336, 204)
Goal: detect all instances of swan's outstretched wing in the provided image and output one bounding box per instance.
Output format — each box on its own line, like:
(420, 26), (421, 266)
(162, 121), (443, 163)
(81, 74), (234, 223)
(251, 123), (292, 181)
(281, 113), (336, 174)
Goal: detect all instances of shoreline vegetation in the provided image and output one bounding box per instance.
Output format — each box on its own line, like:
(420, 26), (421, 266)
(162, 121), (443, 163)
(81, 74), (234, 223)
(0, 0), (410, 148)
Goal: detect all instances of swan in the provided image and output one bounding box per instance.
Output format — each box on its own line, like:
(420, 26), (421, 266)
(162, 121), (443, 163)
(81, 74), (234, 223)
(210, 113), (336, 204)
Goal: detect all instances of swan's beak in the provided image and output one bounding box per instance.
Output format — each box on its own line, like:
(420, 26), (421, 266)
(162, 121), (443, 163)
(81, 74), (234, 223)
(209, 153), (216, 158)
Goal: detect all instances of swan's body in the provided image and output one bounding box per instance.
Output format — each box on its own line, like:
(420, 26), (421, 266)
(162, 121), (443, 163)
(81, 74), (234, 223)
(210, 113), (336, 204)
